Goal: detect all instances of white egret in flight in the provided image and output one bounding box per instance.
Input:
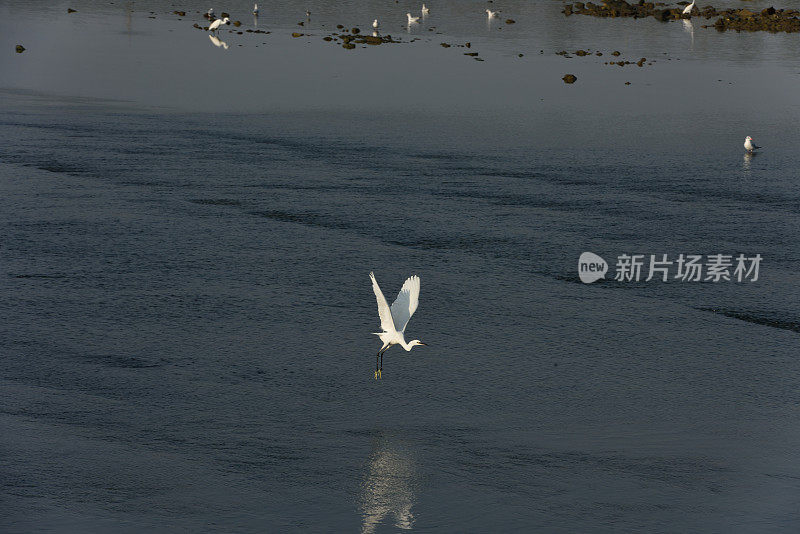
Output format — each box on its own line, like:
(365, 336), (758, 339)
(407, 13), (420, 23)
(486, 9), (499, 18)
(369, 272), (426, 379)
(422, 4), (430, 14)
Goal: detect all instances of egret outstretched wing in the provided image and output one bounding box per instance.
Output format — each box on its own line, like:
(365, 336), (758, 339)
(370, 272), (396, 333)
(390, 275), (420, 333)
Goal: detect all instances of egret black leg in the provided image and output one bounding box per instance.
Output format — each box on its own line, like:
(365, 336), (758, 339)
(378, 346), (389, 378)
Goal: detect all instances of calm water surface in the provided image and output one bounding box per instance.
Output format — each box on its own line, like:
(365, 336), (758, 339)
(1, 1), (800, 532)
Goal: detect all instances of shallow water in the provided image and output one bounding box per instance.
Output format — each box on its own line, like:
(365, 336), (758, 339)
(2, 1), (800, 532)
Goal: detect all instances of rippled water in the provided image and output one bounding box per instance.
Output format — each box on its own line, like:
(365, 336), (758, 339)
(2, 1), (800, 532)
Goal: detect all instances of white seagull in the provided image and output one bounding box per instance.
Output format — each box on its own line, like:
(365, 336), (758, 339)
(744, 136), (761, 152)
(407, 13), (421, 23)
(369, 272), (426, 379)
(253, 3), (258, 16)
(208, 17), (230, 32)
(486, 9), (499, 18)
(373, 18), (380, 29)
(682, 0), (696, 15)
(422, 4), (430, 14)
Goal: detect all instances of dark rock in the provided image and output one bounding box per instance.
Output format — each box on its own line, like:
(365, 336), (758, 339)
(464, 52), (479, 56)
(358, 35), (383, 45)
(575, 49), (589, 56)
(342, 42), (356, 49)
(173, 10), (186, 16)
(562, 74), (577, 83)
(636, 57), (646, 66)
(352, 27), (360, 34)
(612, 50), (621, 56)
(233, 21), (241, 27)
(323, 36), (333, 41)
(336, 24), (344, 29)
(67, 8), (76, 13)
(15, 44), (25, 53)
(652, 9), (670, 21)
(440, 42), (451, 47)
(291, 32), (304, 37)
(505, 19), (515, 23)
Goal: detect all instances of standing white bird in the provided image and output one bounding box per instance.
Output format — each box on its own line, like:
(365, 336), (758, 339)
(369, 272), (426, 379)
(682, 0), (696, 15)
(407, 13), (421, 23)
(373, 18), (380, 29)
(306, 9), (311, 18)
(422, 4), (430, 14)
(744, 136), (761, 152)
(486, 9), (499, 18)
(208, 8), (214, 17)
(208, 17), (230, 32)
(253, 3), (258, 16)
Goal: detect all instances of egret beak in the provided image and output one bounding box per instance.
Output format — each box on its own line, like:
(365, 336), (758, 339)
(419, 342), (427, 346)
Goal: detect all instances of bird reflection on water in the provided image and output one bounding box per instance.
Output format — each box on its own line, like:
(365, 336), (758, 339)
(743, 150), (757, 171)
(682, 19), (694, 48)
(208, 34), (229, 49)
(360, 432), (418, 533)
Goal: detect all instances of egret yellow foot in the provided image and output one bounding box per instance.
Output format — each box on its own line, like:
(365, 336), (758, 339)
(374, 370), (382, 379)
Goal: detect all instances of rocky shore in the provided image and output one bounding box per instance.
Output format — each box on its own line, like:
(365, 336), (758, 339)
(563, 0), (800, 33)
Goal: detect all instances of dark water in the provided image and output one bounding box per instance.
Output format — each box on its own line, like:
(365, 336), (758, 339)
(2, 1), (800, 532)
